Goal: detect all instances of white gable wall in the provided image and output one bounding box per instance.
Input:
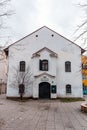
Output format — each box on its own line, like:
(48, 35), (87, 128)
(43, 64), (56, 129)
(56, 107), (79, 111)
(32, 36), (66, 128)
(6, 27), (83, 98)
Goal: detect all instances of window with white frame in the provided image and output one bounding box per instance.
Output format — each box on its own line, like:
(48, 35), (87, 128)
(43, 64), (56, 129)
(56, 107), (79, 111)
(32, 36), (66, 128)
(39, 59), (48, 71)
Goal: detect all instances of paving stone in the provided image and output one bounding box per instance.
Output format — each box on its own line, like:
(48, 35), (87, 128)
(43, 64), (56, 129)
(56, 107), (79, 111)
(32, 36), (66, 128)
(0, 94), (87, 130)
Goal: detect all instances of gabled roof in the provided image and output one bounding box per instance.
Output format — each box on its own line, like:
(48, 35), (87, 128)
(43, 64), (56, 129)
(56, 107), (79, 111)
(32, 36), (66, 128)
(4, 26), (85, 55)
(32, 47), (58, 58)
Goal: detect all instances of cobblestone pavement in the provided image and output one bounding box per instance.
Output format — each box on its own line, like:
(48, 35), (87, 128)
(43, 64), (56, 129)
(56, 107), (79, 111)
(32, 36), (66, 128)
(0, 95), (87, 130)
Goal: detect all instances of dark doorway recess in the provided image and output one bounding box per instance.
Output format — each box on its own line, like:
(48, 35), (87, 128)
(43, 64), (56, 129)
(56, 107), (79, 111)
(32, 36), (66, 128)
(39, 82), (50, 99)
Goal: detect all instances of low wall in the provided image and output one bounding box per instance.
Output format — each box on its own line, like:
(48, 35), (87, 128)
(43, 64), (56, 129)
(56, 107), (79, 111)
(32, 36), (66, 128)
(81, 103), (87, 113)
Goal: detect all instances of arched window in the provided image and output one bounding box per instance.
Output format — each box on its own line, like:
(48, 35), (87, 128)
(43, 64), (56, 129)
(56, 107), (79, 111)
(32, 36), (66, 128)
(20, 61), (25, 72)
(39, 59), (48, 71)
(65, 61), (71, 72)
(66, 84), (71, 93)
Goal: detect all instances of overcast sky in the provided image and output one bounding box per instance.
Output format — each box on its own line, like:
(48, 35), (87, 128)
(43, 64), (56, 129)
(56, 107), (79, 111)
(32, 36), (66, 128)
(0, 0), (87, 46)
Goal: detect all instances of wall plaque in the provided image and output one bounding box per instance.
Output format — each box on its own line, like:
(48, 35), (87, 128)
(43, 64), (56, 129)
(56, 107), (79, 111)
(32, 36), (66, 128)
(41, 76), (49, 82)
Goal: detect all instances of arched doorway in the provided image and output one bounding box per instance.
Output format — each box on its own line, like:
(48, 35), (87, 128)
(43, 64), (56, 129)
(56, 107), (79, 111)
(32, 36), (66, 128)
(39, 82), (50, 99)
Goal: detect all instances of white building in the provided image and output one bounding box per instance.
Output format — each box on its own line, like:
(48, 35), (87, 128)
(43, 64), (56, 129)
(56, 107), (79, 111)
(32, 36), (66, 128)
(4, 26), (85, 98)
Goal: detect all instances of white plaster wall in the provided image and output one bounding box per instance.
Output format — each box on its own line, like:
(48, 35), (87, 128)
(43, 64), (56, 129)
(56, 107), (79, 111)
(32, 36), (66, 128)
(56, 50), (83, 97)
(33, 50), (57, 76)
(7, 26), (83, 98)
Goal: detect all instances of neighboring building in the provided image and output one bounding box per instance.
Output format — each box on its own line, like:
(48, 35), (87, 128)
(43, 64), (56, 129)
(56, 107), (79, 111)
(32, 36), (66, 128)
(82, 55), (87, 78)
(82, 55), (87, 94)
(0, 47), (7, 94)
(4, 26), (85, 98)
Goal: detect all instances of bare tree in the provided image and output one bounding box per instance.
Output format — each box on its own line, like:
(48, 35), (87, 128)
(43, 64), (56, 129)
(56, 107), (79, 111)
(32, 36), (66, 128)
(74, 3), (87, 49)
(0, 0), (12, 27)
(0, 0), (13, 46)
(10, 66), (33, 100)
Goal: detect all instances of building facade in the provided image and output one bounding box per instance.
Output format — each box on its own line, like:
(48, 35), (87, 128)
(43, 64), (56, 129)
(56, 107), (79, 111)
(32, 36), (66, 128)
(5, 26), (84, 98)
(82, 55), (87, 95)
(0, 48), (7, 94)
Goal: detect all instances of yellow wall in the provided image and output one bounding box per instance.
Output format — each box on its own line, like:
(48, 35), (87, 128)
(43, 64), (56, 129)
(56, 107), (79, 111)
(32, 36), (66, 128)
(83, 79), (87, 87)
(82, 55), (87, 87)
